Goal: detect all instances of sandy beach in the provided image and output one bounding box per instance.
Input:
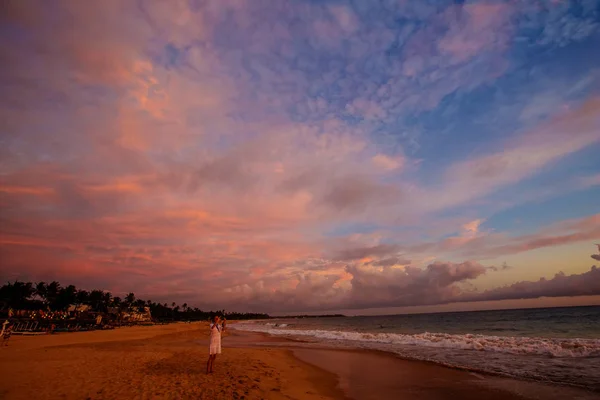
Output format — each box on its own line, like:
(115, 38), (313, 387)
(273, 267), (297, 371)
(0, 323), (598, 400)
(0, 323), (342, 400)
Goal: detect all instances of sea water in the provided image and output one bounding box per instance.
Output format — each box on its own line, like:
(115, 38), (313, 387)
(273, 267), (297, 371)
(232, 306), (600, 392)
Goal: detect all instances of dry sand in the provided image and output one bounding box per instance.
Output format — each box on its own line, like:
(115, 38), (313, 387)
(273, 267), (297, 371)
(0, 323), (598, 400)
(0, 323), (342, 400)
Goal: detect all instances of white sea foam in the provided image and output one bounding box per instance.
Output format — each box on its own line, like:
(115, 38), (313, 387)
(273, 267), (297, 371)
(264, 322), (288, 327)
(232, 323), (600, 358)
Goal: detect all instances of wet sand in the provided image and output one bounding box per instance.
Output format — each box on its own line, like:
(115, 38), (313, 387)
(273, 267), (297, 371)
(0, 323), (598, 399)
(291, 348), (599, 400)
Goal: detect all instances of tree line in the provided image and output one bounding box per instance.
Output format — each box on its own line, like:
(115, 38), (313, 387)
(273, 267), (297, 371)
(0, 280), (269, 321)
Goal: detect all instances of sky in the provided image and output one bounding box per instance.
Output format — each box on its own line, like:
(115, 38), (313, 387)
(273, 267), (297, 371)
(1, 0), (600, 315)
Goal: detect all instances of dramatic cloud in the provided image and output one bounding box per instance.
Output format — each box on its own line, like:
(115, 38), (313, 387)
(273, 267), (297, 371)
(1, 0), (599, 312)
(463, 266), (600, 302)
(344, 260), (488, 309)
(215, 262), (600, 312)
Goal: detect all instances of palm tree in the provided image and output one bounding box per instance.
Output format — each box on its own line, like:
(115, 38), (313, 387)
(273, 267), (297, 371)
(112, 296), (122, 308)
(0, 281), (34, 309)
(55, 284), (77, 310)
(109, 296), (123, 325)
(35, 282), (48, 303)
(134, 299), (146, 310)
(102, 291), (112, 312)
(21, 281), (35, 302)
(182, 303), (188, 312)
(89, 290), (105, 312)
(76, 290), (90, 306)
(125, 292), (135, 308)
(46, 281), (61, 309)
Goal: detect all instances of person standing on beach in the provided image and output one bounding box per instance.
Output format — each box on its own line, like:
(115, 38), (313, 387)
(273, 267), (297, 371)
(1, 320), (9, 340)
(207, 315), (224, 374)
(2, 322), (12, 346)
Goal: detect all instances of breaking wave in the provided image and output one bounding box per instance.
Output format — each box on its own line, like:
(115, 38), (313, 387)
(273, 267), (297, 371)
(233, 323), (600, 358)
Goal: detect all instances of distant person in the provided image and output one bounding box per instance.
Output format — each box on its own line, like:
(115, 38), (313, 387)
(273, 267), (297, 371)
(206, 315), (224, 374)
(2, 322), (12, 346)
(1, 320), (9, 338)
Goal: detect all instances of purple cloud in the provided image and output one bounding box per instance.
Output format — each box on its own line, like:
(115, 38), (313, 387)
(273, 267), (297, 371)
(464, 266), (600, 302)
(1, 0), (599, 314)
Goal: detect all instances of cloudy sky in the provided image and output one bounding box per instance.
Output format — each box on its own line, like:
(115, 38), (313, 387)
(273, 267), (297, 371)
(1, 0), (599, 314)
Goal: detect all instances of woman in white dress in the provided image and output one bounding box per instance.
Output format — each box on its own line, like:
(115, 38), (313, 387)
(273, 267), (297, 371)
(207, 315), (224, 373)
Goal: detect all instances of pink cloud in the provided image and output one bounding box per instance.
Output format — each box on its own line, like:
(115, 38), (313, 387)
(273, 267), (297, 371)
(1, 0), (598, 313)
(219, 260), (489, 311)
(437, 219), (488, 251)
(371, 154), (404, 171)
(438, 3), (514, 63)
(404, 214), (600, 260)
(329, 5), (359, 33)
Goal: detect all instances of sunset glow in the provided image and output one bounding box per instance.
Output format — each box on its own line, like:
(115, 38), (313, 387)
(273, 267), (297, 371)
(1, 0), (599, 314)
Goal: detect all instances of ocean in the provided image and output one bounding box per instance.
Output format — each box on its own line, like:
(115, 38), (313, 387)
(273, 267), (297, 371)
(232, 306), (600, 392)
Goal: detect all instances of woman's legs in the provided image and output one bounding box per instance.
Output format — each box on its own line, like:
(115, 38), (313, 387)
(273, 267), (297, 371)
(206, 354), (216, 373)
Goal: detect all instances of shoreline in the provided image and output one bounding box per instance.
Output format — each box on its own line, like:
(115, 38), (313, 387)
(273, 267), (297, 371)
(227, 329), (600, 400)
(229, 328), (600, 394)
(289, 346), (600, 400)
(230, 320), (600, 394)
(0, 323), (598, 399)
